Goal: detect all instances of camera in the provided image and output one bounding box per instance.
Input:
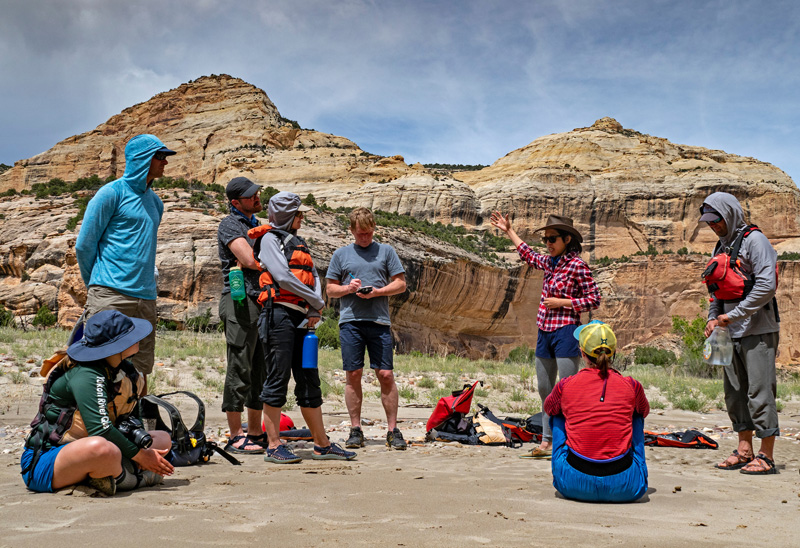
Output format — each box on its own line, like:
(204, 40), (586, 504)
(116, 416), (153, 449)
(356, 286), (374, 294)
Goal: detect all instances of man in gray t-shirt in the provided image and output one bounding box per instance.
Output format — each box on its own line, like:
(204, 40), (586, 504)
(326, 208), (407, 450)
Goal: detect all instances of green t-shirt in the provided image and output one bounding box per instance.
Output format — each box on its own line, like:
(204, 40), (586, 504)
(43, 360), (140, 459)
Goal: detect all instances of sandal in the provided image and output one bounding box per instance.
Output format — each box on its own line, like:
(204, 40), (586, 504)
(519, 446), (552, 459)
(312, 442), (357, 461)
(264, 444), (302, 464)
(740, 453), (778, 475)
(714, 449), (754, 470)
(225, 435), (266, 455)
(246, 432), (269, 448)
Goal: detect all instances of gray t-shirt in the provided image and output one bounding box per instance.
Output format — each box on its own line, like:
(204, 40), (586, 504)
(217, 213), (261, 299)
(327, 242), (405, 325)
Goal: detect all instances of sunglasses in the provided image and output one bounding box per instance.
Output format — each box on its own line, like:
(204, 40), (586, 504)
(541, 235), (562, 244)
(700, 204), (723, 224)
(153, 151), (170, 161)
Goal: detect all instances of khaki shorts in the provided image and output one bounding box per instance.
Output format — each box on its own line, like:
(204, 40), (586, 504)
(85, 285), (157, 375)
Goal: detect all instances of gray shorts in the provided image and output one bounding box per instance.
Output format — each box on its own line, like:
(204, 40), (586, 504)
(85, 285), (157, 375)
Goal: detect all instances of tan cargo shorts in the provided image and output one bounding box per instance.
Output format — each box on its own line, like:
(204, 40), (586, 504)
(85, 285), (157, 375)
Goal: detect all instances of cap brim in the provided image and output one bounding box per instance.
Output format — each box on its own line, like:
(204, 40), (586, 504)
(298, 204), (313, 212)
(699, 212), (721, 222)
(67, 317), (153, 362)
(157, 146), (177, 156)
(240, 185), (261, 198)
(573, 320), (605, 340)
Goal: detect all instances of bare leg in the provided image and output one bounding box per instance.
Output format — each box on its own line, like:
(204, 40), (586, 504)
(225, 410), (263, 450)
(300, 406), (331, 448)
(377, 369), (399, 431)
(52, 437), (122, 490)
(262, 404), (283, 450)
(345, 369), (364, 428)
(717, 430), (754, 467)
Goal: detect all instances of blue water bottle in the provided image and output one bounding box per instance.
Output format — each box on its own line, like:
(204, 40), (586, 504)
(302, 328), (319, 369)
(229, 266), (246, 302)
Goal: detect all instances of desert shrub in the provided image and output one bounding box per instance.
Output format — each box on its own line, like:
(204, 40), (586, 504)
(185, 309), (214, 332)
(505, 344), (535, 364)
(672, 314), (718, 378)
(32, 304), (57, 328)
(634, 346), (677, 367)
(316, 317), (340, 349)
(677, 247), (688, 256)
(0, 305), (15, 327)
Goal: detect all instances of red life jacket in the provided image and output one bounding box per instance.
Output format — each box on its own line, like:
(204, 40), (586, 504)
(702, 225), (779, 301)
(247, 225), (315, 309)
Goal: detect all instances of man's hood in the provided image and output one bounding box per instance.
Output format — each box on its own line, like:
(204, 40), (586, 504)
(121, 134), (168, 193)
(702, 192), (747, 245)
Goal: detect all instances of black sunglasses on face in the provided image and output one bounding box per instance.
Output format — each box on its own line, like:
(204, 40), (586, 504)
(153, 151), (169, 161)
(541, 235), (562, 244)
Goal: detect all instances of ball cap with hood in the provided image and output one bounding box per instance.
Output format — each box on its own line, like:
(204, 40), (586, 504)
(67, 310), (153, 362)
(268, 191), (312, 231)
(700, 192), (747, 245)
(573, 320), (617, 358)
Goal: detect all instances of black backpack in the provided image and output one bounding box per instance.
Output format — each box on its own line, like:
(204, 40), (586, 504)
(140, 391), (240, 466)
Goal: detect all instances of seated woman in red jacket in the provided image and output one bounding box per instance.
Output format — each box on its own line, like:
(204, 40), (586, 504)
(544, 320), (649, 502)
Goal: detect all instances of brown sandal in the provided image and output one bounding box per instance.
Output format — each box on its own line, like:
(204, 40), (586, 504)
(740, 454), (777, 475)
(714, 449), (754, 470)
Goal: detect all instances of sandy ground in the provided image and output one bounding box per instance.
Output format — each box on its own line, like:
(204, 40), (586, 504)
(2, 390), (800, 548)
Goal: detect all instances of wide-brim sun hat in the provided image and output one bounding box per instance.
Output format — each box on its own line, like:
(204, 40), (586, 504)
(573, 320), (617, 358)
(67, 310), (153, 362)
(535, 214), (583, 244)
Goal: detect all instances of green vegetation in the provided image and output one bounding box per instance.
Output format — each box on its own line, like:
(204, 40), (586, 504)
(32, 305), (57, 328)
(671, 313), (717, 378)
(423, 163), (487, 171)
(505, 345), (535, 364)
(0, 306), (14, 328)
(634, 346), (677, 367)
(778, 251), (800, 260)
(31, 174), (110, 199)
(0, 163), (12, 174)
(185, 308), (215, 333)
(316, 308), (340, 349)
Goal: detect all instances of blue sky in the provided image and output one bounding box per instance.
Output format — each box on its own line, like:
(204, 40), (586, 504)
(2, 1), (798, 184)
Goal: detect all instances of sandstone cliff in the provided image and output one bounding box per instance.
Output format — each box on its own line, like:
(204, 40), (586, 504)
(2, 76), (799, 362)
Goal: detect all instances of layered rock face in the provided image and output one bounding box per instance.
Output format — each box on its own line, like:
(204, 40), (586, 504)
(2, 76), (799, 361)
(458, 117), (800, 256)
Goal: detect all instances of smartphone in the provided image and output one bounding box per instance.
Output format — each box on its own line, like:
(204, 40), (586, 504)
(356, 286), (374, 294)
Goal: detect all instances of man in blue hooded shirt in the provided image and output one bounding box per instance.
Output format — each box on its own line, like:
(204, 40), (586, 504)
(76, 134), (175, 378)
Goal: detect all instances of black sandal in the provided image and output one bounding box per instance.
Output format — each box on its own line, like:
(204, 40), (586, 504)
(714, 449), (754, 470)
(740, 453), (777, 475)
(224, 435), (265, 454)
(246, 432), (269, 448)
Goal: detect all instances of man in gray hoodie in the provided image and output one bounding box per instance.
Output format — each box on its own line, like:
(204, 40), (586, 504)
(700, 192), (780, 475)
(254, 192), (356, 464)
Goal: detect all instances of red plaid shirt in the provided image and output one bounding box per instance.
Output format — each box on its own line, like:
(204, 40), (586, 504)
(517, 243), (601, 332)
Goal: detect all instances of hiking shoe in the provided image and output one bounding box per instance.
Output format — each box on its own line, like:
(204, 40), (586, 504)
(86, 475), (117, 496)
(312, 442), (357, 460)
(345, 427), (365, 448)
(386, 428), (407, 450)
(264, 444), (302, 464)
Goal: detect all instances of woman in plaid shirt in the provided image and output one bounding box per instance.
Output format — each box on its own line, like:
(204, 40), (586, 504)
(490, 213), (601, 459)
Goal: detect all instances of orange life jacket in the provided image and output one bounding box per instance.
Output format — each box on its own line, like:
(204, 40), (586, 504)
(247, 224), (315, 308)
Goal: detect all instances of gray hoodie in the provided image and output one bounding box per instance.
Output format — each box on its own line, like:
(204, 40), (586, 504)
(703, 192), (779, 338)
(257, 192), (324, 313)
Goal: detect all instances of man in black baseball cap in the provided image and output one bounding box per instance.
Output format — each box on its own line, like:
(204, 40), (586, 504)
(218, 176), (268, 454)
(225, 176), (261, 201)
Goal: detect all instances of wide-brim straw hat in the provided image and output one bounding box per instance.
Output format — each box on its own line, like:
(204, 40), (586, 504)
(535, 214), (583, 244)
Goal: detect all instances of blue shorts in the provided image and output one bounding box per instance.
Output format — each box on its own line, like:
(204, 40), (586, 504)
(339, 321), (394, 371)
(536, 324), (581, 359)
(21, 444), (68, 493)
(550, 415), (648, 503)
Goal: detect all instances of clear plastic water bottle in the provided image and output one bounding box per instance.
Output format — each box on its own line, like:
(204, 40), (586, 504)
(703, 326), (733, 366)
(302, 328), (319, 369)
(229, 266), (246, 302)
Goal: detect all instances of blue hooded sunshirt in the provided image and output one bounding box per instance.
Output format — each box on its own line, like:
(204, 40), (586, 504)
(75, 134), (166, 300)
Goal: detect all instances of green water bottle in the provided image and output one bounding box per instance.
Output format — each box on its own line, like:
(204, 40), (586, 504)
(229, 266), (246, 302)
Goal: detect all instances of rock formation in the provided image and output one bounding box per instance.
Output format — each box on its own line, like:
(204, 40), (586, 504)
(1, 76), (799, 362)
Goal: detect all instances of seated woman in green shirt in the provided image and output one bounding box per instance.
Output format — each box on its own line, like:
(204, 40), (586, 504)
(21, 310), (174, 495)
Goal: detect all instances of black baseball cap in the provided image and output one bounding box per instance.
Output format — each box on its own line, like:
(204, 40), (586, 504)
(225, 177), (261, 200)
